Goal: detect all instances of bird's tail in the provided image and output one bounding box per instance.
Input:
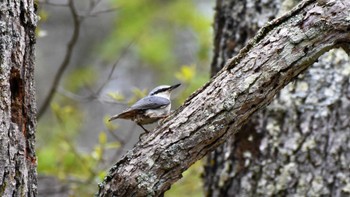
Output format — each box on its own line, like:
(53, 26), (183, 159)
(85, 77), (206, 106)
(108, 114), (121, 122)
(109, 110), (135, 121)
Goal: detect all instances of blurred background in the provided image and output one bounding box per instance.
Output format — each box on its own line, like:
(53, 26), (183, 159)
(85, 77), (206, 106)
(36, 0), (214, 196)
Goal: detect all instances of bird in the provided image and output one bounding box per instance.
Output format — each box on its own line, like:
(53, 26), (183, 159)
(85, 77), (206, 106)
(109, 83), (181, 132)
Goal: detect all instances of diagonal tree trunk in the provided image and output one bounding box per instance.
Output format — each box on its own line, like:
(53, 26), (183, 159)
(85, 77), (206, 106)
(204, 0), (350, 196)
(97, 0), (350, 196)
(0, 1), (38, 196)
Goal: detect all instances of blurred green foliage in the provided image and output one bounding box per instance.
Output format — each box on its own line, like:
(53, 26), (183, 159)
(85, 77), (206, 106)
(103, 0), (211, 79)
(37, 0), (212, 196)
(64, 66), (96, 92)
(166, 159), (205, 197)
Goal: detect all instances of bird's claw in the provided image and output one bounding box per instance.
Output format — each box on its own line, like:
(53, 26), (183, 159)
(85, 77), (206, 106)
(158, 115), (169, 126)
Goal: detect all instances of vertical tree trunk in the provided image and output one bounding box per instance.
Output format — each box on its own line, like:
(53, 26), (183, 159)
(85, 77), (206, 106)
(210, 0), (282, 76)
(0, 1), (37, 196)
(205, 0), (283, 195)
(204, 0), (350, 196)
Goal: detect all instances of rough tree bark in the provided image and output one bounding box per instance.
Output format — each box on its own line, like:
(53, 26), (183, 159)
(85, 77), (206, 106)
(97, 0), (350, 196)
(204, 0), (283, 195)
(204, 0), (350, 196)
(210, 0), (282, 76)
(0, 1), (37, 196)
(204, 0), (290, 195)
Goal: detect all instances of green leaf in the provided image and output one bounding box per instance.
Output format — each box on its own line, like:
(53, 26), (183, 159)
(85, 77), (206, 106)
(99, 132), (107, 145)
(107, 92), (125, 102)
(104, 116), (119, 131)
(138, 31), (173, 67)
(37, 147), (57, 173)
(98, 171), (107, 182)
(128, 88), (148, 105)
(91, 146), (103, 160)
(105, 141), (121, 149)
(175, 65), (196, 83)
(64, 66), (96, 91)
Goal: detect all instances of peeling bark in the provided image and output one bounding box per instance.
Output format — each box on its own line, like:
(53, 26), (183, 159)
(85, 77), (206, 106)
(0, 1), (37, 196)
(97, 0), (350, 196)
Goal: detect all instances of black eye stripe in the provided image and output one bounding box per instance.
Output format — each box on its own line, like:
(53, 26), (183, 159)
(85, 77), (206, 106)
(151, 88), (168, 95)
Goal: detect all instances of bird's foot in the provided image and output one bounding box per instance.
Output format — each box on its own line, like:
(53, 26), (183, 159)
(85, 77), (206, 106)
(137, 123), (150, 133)
(139, 132), (147, 141)
(158, 115), (169, 126)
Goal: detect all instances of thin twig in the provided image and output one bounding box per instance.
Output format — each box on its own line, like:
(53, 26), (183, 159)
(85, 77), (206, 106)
(85, 7), (120, 18)
(57, 86), (127, 105)
(106, 124), (136, 168)
(88, 0), (103, 13)
(57, 87), (95, 102)
(38, 0), (69, 7)
(94, 41), (135, 97)
(38, 0), (122, 119)
(38, 0), (81, 119)
(80, 0), (103, 22)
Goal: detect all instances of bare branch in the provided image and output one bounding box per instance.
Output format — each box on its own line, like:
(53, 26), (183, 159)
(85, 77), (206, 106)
(37, 0), (122, 119)
(58, 40), (135, 106)
(56, 87), (95, 101)
(38, 0), (81, 119)
(38, 0), (69, 7)
(94, 41), (134, 97)
(85, 7), (120, 18)
(85, 0), (119, 18)
(106, 124), (136, 167)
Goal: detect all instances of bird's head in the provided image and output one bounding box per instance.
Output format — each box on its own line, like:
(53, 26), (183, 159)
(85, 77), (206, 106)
(148, 83), (181, 99)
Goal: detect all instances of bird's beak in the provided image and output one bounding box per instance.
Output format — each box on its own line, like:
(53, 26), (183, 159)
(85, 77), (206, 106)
(169, 83), (181, 91)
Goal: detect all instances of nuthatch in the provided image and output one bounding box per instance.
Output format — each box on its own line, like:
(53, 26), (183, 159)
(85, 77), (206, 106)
(109, 83), (181, 132)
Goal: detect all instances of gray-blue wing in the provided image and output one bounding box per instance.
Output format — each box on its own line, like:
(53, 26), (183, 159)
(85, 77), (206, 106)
(130, 96), (170, 110)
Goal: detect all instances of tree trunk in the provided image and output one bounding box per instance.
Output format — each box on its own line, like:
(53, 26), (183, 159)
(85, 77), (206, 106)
(97, 0), (350, 196)
(0, 1), (37, 196)
(204, 0), (350, 196)
(210, 0), (283, 76)
(205, 0), (287, 195)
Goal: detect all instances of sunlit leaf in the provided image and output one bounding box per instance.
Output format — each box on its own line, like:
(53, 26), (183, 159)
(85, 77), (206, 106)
(99, 132), (107, 145)
(98, 171), (107, 182)
(165, 159), (204, 197)
(37, 147), (57, 173)
(104, 116), (118, 131)
(105, 141), (121, 149)
(175, 65), (196, 83)
(128, 87), (148, 104)
(92, 146), (103, 160)
(107, 92), (125, 102)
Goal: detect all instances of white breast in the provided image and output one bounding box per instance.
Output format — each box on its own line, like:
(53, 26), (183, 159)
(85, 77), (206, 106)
(145, 104), (171, 118)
